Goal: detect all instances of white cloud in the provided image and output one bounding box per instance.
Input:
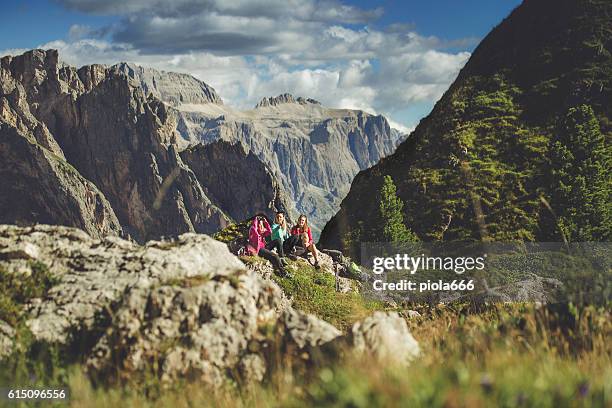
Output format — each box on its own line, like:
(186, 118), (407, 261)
(1, 0), (473, 130)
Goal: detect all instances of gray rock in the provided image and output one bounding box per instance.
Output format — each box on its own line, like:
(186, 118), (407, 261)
(0, 224), (352, 386)
(255, 93), (320, 108)
(282, 308), (341, 349)
(86, 270), (282, 386)
(239, 353), (267, 383)
(0, 224), (244, 344)
(0, 61), (123, 239)
(112, 62), (223, 106)
(180, 140), (290, 222)
(173, 93), (405, 237)
(350, 311), (420, 365)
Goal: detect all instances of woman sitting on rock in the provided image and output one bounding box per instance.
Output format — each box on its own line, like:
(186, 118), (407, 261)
(247, 215), (289, 277)
(291, 214), (320, 269)
(271, 211), (301, 257)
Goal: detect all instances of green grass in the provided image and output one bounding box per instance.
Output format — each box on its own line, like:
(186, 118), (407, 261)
(263, 258), (384, 332)
(213, 220), (250, 244)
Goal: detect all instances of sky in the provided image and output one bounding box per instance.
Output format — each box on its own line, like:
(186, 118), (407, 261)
(0, 0), (522, 131)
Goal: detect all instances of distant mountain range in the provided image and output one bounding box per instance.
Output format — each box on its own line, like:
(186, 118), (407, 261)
(115, 62), (406, 236)
(0, 51), (405, 240)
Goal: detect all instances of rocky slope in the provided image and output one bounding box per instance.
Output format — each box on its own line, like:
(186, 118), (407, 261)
(320, 0), (612, 257)
(0, 50), (287, 241)
(0, 224), (420, 385)
(180, 140), (291, 224)
(173, 94), (405, 237)
(0, 123), (121, 239)
(1, 49), (405, 241)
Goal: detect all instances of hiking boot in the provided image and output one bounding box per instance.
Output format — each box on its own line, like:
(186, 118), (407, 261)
(287, 254), (298, 261)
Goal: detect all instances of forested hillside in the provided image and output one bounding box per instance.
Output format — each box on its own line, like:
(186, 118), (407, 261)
(320, 0), (611, 258)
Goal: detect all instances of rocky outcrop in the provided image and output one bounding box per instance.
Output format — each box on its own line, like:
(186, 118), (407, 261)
(0, 57), (123, 239)
(0, 224), (336, 384)
(255, 93), (321, 108)
(0, 224), (419, 385)
(180, 140), (291, 221)
(0, 124), (122, 239)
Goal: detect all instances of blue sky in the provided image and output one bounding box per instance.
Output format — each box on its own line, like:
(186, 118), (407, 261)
(0, 0), (522, 130)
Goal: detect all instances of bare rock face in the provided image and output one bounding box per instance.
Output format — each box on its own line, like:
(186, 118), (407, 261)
(1, 49), (249, 241)
(0, 124), (122, 239)
(0, 55), (122, 239)
(180, 140), (291, 221)
(255, 93), (321, 108)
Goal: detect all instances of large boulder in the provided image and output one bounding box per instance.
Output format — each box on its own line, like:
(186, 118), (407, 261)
(0, 225), (245, 345)
(86, 270), (282, 385)
(282, 308), (341, 349)
(0, 224), (383, 387)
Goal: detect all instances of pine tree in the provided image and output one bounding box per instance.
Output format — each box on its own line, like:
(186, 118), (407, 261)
(547, 105), (611, 241)
(379, 175), (418, 243)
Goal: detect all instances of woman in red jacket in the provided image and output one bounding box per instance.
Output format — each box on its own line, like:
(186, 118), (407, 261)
(291, 214), (320, 269)
(247, 215), (289, 277)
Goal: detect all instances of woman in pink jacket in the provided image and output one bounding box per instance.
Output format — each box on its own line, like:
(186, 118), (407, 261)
(247, 215), (289, 277)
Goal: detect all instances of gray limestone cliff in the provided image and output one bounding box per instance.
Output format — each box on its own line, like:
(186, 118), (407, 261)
(0, 50), (281, 241)
(112, 62), (223, 106)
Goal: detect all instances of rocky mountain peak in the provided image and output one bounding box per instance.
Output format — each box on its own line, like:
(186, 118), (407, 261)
(111, 62), (223, 106)
(255, 93), (321, 108)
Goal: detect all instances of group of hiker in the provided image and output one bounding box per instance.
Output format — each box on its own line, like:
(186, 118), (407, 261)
(247, 211), (320, 277)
